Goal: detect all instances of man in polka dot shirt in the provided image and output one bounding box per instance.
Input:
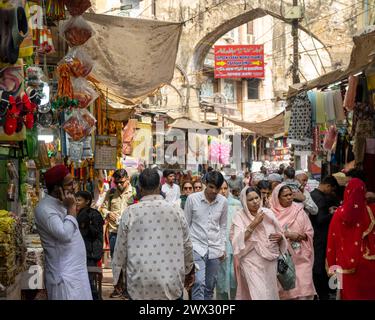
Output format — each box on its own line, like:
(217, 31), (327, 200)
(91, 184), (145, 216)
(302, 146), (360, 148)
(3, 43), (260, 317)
(112, 168), (195, 300)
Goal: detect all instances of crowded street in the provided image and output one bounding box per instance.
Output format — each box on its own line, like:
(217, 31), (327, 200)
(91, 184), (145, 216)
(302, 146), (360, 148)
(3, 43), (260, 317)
(0, 0), (375, 303)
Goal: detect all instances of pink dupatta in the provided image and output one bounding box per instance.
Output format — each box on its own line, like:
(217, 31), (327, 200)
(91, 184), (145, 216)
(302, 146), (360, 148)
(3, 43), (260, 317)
(269, 183), (316, 299)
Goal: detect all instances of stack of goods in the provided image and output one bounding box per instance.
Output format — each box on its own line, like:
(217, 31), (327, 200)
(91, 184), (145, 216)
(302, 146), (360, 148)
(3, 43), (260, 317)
(24, 235), (44, 271)
(0, 210), (26, 288)
(20, 185), (39, 235)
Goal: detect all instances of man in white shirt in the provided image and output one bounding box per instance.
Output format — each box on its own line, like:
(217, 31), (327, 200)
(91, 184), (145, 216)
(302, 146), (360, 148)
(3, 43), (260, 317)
(112, 168), (195, 300)
(34, 165), (92, 300)
(161, 170), (181, 203)
(295, 170), (319, 216)
(184, 171), (228, 300)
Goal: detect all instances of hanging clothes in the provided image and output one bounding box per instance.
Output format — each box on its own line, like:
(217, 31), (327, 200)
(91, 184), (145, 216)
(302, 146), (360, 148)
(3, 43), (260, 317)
(287, 91), (313, 149)
(353, 119), (375, 166)
(343, 75), (359, 111)
(307, 91), (317, 125)
(324, 91), (336, 122)
(332, 90), (346, 122)
(315, 92), (326, 124)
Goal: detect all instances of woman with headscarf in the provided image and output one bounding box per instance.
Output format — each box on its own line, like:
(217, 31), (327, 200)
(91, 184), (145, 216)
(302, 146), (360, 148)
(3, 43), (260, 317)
(216, 180), (243, 300)
(326, 178), (375, 300)
(180, 181), (194, 210)
(270, 183), (316, 300)
(230, 186), (287, 300)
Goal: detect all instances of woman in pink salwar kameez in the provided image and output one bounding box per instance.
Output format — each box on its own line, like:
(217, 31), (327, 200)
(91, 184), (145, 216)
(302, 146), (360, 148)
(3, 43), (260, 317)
(230, 187), (287, 300)
(270, 184), (316, 300)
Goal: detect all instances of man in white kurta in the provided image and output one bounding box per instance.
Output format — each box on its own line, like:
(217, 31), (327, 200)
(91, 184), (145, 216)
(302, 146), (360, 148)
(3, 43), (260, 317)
(34, 165), (92, 300)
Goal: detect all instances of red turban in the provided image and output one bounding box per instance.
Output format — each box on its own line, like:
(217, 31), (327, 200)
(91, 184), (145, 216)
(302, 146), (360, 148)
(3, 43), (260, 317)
(44, 164), (70, 188)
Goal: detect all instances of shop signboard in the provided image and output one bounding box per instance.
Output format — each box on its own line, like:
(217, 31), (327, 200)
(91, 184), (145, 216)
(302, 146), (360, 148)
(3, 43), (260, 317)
(214, 45), (264, 79)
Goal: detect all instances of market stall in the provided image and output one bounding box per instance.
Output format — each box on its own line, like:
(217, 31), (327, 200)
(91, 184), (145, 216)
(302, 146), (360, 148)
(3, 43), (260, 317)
(286, 28), (375, 185)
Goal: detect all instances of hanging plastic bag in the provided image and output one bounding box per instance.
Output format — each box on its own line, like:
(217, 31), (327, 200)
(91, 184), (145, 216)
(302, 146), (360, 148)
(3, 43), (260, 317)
(63, 109), (89, 141)
(60, 16), (94, 47)
(63, 47), (94, 78)
(57, 64), (73, 98)
(72, 77), (98, 108)
(82, 136), (93, 158)
(64, 0), (92, 17)
(63, 109), (96, 141)
(80, 108), (96, 136)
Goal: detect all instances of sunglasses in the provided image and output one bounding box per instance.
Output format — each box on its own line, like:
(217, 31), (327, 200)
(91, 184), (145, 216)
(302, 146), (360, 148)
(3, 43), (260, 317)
(184, 187), (193, 190)
(194, 186), (202, 189)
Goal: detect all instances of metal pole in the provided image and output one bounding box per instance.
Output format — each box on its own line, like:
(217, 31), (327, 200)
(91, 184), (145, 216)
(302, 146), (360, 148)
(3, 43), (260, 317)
(152, 0), (156, 19)
(292, 0), (300, 84)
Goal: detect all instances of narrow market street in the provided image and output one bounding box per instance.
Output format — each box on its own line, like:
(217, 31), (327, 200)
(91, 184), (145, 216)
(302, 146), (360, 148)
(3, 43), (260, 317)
(1, 0), (375, 307)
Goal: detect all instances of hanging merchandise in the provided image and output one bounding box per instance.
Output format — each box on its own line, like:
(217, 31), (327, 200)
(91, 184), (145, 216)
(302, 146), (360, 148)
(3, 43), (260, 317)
(82, 136), (93, 158)
(307, 91), (317, 125)
(332, 89), (346, 122)
(56, 64), (73, 99)
(0, 92), (37, 136)
(122, 119), (138, 155)
(26, 66), (44, 88)
(287, 91), (313, 154)
(62, 108), (96, 141)
(45, 0), (65, 22)
(36, 27), (55, 55)
(60, 16), (94, 47)
(209, 137), (231, 165)
(0, 64), (24, 96)
(0, 5), (28, 65)
(64, 0), (92, 17)
(71, 77), (98, 108)
(62, 47), (94, 78)
(323, 125), (338, 151)
(343, 75), (359, 111)
(324, 91), (336, 122)
(315, 91), (326, 124)
(69, 141), (83, 162)
(353, 119), (375, 166)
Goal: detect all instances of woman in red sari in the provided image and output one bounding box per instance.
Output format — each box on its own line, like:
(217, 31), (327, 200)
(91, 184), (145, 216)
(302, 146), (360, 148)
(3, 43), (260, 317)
(326, 178), (375, 300)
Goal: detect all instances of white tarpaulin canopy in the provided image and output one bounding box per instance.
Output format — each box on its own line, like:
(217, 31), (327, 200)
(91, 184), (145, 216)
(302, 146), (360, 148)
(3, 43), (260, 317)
(83, 13), (183, 100)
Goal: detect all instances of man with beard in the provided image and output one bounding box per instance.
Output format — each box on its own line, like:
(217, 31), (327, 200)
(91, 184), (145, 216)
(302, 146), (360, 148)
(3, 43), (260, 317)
(100, 169), (135, 298)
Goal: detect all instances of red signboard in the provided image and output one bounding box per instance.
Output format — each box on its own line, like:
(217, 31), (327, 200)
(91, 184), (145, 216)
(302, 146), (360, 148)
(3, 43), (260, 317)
(214, 45), (264, 79)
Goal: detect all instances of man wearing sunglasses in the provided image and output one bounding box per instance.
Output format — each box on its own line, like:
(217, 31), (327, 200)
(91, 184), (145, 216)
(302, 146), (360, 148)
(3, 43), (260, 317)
(100, 169), (135, 298)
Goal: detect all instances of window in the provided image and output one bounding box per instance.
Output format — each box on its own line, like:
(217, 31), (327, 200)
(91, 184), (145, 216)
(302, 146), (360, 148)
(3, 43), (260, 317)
(223, 80), (236, 103)
(247, 79), (260, 100)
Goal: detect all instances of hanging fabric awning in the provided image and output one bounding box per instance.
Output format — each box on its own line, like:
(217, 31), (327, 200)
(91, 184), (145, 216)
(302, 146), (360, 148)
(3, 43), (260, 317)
(168, 118), (220, 131)
(83, 13), (183, 100)
(225, 112), (285, 137)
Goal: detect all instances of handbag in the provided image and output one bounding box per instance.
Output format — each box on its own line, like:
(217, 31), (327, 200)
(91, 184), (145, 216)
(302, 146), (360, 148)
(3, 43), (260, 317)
(277, 250), (296, 290)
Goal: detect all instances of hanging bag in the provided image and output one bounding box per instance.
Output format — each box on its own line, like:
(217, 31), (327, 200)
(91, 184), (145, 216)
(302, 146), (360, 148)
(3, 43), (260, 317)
(277, 249), (296, 291)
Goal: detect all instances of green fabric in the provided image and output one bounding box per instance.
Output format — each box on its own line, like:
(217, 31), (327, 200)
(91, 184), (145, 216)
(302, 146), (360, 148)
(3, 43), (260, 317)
(216, 196), (242, 295)
(180, 195), (188, 210)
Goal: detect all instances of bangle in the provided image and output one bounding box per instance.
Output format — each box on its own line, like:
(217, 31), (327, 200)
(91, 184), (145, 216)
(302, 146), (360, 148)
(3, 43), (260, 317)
(247, 226), (254, 233)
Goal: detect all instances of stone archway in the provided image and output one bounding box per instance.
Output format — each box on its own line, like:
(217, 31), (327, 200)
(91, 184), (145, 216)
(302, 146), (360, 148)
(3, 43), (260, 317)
(181, 7), (333, 120)
(190, 7), (331, 77)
